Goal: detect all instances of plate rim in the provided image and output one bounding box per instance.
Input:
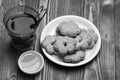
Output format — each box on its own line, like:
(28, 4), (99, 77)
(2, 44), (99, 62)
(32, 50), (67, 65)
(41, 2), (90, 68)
(40, 15), (101, 67)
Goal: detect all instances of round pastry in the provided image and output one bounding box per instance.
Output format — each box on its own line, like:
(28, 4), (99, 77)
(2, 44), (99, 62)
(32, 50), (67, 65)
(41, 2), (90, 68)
(54, 36), (76, 56)
(87, 29), (98, 49)
(63, 50), (85, 63)
(56, 20), (81, 37)
(41, 35), (56, 54)
(75, 29), (92, 50)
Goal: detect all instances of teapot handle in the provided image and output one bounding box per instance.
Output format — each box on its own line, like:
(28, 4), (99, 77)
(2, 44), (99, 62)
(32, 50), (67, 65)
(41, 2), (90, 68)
(18, 1), (47, 25)
(36, 6), (47, 24)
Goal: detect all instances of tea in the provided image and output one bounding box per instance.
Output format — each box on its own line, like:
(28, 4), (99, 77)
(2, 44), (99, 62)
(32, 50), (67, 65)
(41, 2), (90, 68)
(3, 6), (46, 51)
(7, 13), (37, 36)
(6, 13), (38, 50)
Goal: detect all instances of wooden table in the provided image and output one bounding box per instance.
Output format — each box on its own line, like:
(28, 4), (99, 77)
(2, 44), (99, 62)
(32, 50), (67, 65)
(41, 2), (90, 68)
(0, 0), (119, 80)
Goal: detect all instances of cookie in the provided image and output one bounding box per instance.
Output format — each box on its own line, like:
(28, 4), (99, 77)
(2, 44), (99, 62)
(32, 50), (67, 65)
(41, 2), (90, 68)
(41, 35), (56, 54)
(75, 29), (92, 50)
(87, 29), (98, 49)
(54, 36), (76, 56)
(56, 21), (81, 37)
(63, 50), (85, 63)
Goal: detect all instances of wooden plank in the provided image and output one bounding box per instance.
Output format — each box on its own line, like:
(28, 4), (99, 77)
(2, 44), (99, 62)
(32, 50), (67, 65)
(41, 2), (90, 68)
(63, 0), (86, 80)
(114, 0), (120, 80)
(2, 0), (19, 11)
(97, 0), (115, 80)
(35, 0), (67, 80)
(83, 0), (115, 80)
(98, 2), (115, 80)
(34, 0), (50, 80)
(36, 0), (86, 80)
(0, 0), (24, 80)
(83, 0), (101, 80)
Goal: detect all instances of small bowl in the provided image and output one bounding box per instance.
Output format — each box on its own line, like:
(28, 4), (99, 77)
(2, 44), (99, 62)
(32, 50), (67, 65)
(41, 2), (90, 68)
(18, 50), (44, 74)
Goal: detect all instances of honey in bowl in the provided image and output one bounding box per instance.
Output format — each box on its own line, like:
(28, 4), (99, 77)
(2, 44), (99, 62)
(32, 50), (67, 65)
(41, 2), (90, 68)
(18, 51), (44, 74)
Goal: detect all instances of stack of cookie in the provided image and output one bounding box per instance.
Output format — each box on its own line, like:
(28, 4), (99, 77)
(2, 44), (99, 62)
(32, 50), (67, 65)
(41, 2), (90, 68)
(41, 20), (98, 63)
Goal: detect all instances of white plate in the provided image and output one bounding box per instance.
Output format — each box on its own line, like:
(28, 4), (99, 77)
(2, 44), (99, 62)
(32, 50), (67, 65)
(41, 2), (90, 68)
(40, 15), (101, 67)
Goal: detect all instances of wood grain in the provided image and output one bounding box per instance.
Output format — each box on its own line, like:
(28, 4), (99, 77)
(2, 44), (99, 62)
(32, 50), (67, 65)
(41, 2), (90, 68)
(0, 0), (119, 80)
(99, 1), (115, 80)
(45, 0), (86, 80)
(114, 0), (120, 80)
(83, 0), (101, 80)
(84, 0), (115, 80)
(0, 0), (22, 80)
